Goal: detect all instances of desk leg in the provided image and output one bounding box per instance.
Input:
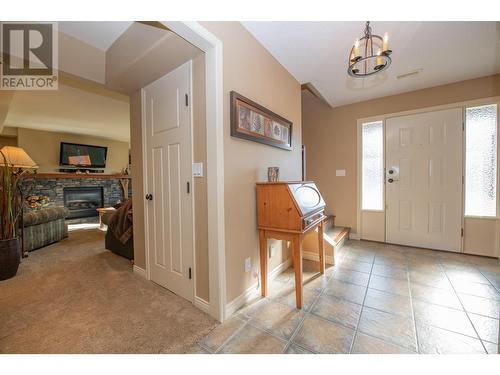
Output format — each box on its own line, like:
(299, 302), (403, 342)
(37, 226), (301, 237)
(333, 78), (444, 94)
(259, 229), (268, 297)
(318, 221), (325, 274)
(292, 234), (303, 309)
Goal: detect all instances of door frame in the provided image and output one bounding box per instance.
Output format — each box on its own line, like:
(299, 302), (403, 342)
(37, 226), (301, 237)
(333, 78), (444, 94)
(356, 96), (500, 256)
(141, 22), (226, 322)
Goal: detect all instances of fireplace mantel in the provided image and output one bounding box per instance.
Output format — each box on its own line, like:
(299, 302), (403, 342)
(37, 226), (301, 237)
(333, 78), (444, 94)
(22, 173), (132, 180)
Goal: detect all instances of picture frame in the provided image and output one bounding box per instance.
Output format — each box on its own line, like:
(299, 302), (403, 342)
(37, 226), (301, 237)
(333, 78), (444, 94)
(230, 91), (293, 151)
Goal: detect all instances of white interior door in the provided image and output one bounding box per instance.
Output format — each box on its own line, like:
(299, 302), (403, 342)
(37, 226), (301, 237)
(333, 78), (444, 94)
(385, 108), (463, 252)
(143, 61), (194, 301)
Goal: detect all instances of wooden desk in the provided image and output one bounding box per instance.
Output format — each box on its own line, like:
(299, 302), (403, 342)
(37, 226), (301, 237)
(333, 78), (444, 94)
(259, 222), (324, 309)
(256, 181), (327, 309)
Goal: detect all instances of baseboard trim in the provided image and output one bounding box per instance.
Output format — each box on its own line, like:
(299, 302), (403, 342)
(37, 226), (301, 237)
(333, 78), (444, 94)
(302, 251), (335, 265)
(133, 265), (146, 278)
(349, 232), (361, 240)
(224, 258), (292, 318)
(194, 296), (210, 313)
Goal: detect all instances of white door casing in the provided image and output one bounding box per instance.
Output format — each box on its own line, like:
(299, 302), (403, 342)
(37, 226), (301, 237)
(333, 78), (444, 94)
(385, 108), (463, 252)
(143, 61), (194, 301)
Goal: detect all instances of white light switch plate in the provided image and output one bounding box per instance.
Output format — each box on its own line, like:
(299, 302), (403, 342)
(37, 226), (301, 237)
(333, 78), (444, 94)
(336, 169), (346, 177)
(192, 162), (203, 177)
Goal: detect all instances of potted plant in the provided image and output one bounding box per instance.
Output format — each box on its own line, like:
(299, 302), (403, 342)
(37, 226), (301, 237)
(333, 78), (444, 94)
(0, 150), (21, 280)
(0, 146), (37, 280)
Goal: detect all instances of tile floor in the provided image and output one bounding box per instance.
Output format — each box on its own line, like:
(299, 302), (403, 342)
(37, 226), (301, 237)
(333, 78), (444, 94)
(193, 240), (500, 354)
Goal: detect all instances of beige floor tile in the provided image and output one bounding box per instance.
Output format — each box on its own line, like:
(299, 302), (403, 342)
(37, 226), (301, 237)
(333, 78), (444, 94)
(357, 307), (417, 351)
(247, 300), (305, 340)
(330, 267), (370, 287)
(374, 255), (407, 268)
(413, 300), (477, 337)
(409, 270), (452, 290)
(407, 263), (444, 276)
(469, 313), (499, 344)
(351, 332), (416, 354)
(311, 295), (362, 329)
(302, 273), (332, 293)
(369, 275), (410, 296)
(445, 269), (491, 285)
(218, 324), (286, 354)
(410, 283), (462, 309)
(364, 288), (413, 317)
(371, 264), (408, 280)
(276, 286), (320, 311)
(416, 323), (486, 354)
(337, 258), (372, 273)
(284, 343), (314, 354)
(293, 315), (355, 354)
(324, 279), (367, 305)
(458, 293), (500, 319)
(453, 281), (500, 300)
(199, 316), (246, 352)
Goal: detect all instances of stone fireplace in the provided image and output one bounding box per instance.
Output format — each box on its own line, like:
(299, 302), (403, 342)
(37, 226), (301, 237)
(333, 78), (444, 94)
(19, 174), (132, 224)
(63, 186), (104, 219)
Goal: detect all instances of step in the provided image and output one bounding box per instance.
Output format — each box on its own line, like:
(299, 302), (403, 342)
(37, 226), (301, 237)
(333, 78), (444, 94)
(302, 225), (350, 265)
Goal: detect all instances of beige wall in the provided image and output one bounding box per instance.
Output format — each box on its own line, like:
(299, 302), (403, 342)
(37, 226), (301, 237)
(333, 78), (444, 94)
(303, 74), (500, 234)
(201, 22), (302, 303)
(16, 128), (129, 174)
(0, 136), (17, 148)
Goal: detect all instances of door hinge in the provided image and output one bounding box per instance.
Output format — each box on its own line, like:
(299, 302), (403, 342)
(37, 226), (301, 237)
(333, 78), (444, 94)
(188, 267), (192, 279)
(461, 228), (464, 237)
(185, 94), (189, 107)
(187, 181), (190, 194)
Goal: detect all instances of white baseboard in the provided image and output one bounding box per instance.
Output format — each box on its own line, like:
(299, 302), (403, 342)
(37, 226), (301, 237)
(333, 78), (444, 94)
(133, 265), (146, 278)
(349, 232), (360, 240)
(194, 296), (210, 313)
(224, 258), (292, 318)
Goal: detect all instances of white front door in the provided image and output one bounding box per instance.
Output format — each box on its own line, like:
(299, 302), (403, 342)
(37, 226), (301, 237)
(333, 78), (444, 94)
(385, 108), (463, 252)
(143, 61), (194, 301)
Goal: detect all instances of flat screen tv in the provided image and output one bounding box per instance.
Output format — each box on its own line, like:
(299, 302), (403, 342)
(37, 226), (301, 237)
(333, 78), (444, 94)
(59, 142), (108, 168)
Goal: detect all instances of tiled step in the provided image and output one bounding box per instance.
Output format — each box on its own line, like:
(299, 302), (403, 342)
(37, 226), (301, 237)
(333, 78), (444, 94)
(302, 224), (350, 265)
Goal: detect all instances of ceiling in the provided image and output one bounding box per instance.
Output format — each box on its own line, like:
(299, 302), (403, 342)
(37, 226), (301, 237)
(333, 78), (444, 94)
(58, 21), (133, 50)
(4, 77), (130, 142)
(242, 21), (500, 107)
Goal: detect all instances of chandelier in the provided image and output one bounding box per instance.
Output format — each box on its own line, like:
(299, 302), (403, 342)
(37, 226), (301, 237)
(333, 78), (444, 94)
(348, 21), (392, 77)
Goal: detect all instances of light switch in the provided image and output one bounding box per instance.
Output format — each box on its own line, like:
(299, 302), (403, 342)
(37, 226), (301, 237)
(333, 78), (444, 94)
(192, 162), (203, 177)
(336, 169), (346, 177)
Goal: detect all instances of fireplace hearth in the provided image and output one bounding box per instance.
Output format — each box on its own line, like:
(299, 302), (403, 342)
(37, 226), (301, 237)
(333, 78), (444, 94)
(63, 187), (104, 219)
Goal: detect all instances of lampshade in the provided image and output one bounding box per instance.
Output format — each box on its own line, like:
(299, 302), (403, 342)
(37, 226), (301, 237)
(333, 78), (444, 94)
(0, 146), (38, 169)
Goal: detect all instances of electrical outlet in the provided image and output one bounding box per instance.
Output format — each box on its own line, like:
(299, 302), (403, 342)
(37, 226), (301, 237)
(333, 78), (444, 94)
(269, 244), (277, 258)
(244, 257), (251, 273)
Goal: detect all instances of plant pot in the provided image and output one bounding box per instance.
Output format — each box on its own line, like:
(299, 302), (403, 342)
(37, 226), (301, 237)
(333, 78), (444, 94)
(0, 238), (20, 281)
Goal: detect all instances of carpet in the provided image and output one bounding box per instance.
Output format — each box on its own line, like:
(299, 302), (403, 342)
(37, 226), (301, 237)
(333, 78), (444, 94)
(0, 229), (217, 353)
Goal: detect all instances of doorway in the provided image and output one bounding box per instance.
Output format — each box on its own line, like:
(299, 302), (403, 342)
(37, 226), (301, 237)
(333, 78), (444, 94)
(143, 61), (195, 302)
(385, 108), (463, 251)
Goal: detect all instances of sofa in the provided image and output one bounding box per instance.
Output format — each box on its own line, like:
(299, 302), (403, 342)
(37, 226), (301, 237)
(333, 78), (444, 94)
(101, 210), (134, 260)
(23, 207), (69, 252)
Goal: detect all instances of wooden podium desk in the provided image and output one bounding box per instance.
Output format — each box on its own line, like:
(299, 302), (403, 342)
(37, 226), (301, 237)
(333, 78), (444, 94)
(256, 181), (327, 309)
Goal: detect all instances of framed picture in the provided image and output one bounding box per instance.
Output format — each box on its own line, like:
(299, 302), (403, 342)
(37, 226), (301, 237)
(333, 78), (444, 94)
(230, 91), (292, 151)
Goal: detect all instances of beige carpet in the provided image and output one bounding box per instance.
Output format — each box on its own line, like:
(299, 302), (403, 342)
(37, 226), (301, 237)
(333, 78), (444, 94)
(0, 229), (217, 353)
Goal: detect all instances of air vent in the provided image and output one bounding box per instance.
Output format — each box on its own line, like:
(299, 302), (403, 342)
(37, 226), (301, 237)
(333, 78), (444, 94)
(396, 69), (422, 79)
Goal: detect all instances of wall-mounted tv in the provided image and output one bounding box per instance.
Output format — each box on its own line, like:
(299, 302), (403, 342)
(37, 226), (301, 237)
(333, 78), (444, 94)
(59, 142), (108, 168)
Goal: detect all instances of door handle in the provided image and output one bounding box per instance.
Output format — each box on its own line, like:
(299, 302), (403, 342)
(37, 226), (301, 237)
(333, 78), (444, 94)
(388, 178), (394, 183)
(145, 193), (153, 201)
